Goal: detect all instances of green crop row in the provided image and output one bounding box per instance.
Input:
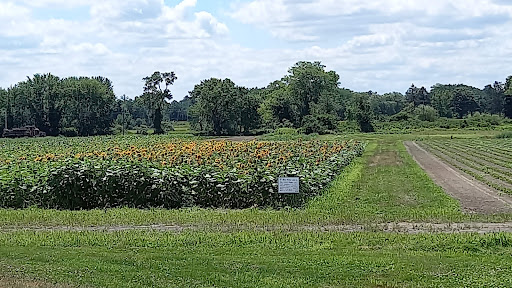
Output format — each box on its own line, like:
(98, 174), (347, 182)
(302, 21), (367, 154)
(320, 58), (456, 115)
(0, 138), (365, 210)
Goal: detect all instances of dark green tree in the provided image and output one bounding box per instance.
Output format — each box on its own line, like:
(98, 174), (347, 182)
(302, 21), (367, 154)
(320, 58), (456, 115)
(482, 82), (505, 115)
(369, 92), (406, 118)
(452, 88), (479, 118)
(406, 84), (430, 106)
(287, 61), (340, 124)
(258, 80), (298, 128)
(189, 78), (249, 135)
(141, 71), (177, 134)
(60, 77), (116, 136)
(351, 93), (374, 133)
(505, 76), (512, 118)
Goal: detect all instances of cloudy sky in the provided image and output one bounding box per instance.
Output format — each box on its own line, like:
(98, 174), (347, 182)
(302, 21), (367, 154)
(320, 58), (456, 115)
(1, 0), (511, 100)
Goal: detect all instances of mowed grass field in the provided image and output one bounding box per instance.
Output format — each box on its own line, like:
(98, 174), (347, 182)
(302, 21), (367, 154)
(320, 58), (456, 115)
(1, 130), (512, 287)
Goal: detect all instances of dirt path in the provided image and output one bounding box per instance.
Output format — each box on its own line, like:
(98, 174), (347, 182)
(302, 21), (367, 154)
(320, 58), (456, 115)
(404, 141), (512, 214)
(4, 222), (512, 234)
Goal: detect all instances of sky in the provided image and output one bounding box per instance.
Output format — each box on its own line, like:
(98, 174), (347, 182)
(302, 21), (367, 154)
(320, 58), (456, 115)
(0, 0), (511, 100)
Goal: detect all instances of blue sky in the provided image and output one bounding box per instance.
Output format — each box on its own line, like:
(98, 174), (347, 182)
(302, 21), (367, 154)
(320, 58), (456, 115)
(1, 0), (512, 100)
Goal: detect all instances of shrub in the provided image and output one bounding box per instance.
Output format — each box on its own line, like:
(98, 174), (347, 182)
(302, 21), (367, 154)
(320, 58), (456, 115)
(414, 105), (439, 122)
(496, 131), (512, 138)
(301, 114), (338, 135)
(61, 127), (79, 137)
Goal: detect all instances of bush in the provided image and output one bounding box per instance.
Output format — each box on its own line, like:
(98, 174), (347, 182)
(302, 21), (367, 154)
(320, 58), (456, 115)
(61, 127), (79, 137)
(414, 105), (439, 122)
(496, 131), (512, 138)
(274, 128), (299, 135)
(301, 114), (338, 135)
(464, 113), (504, 128)
(161, 121), (175, 133)
(337, 121), (359, 133)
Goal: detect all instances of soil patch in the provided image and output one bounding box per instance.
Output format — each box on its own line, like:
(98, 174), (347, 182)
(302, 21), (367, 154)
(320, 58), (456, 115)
(404, 141), (512, 214)
(4, 223), (512, 234)
(0, 278), (72, 288)
(369, 151), (402, 167)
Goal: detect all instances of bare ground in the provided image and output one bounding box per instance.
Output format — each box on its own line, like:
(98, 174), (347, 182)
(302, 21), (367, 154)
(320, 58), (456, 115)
(404, 141), (512, 214)
(0, 277), (73, 288)
(4, 223), (512, 234)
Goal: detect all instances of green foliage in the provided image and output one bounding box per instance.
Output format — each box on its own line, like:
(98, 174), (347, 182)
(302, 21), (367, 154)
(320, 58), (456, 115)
(414, 105), (439, 122)
(405, 84), (430, 106)
(189, 78), (262, 135)
(496, 131), (512, 138)
(451, 86), (480, 118)
(430, 84), (454, 117)
(482, 82), (506, 115)
(60, 127), (79, 137)
(337, 121), (359, 133)
(350, 93), (375, 133)
(369, 92), (406, 118)
(274, 127), (299, 135)
(505, 95), (512, 118)
(141, 71), (177, 135)
(0, 137), (365, 210)
(258, 62), (345, 130)
(1, 74), (115, 137)
(300, 114), (338, 135)
(60, 77), (116, 136)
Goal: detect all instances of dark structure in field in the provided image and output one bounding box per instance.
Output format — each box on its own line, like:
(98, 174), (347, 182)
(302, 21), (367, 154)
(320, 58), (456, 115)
(3, 126), (46, 138)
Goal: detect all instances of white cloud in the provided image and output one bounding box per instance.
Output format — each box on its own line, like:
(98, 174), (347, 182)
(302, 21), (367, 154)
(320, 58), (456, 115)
(0, 0), (231, 98)
(1, 0), (512, 100)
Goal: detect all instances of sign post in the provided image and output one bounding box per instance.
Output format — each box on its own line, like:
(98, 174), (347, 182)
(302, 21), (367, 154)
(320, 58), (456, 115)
(278, 177), (300, 194)
(278, 177), (300, 207)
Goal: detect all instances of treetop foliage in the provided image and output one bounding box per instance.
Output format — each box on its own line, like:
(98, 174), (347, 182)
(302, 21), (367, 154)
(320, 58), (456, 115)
(1, 62), (511, 137)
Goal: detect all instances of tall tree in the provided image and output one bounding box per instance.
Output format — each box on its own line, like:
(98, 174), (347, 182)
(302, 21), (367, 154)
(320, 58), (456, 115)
(430, 84), (454, 117)
(350, 92), (374, 133)
(0, 88), (6, 130)
(287, 61), (340, 124)
(189, 78), (248, 135)
(141, 71), (177, 134)
(452, 88), (479, 118)
(406, 84), (430, 106)
(505, 76), (512, 118)
(482, 82), (505, 115)
(258, 80), (297, 128)
(60, 77), (116, 136)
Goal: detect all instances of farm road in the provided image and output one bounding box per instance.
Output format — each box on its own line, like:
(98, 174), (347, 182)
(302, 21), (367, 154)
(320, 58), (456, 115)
(404, 141), (512, 214)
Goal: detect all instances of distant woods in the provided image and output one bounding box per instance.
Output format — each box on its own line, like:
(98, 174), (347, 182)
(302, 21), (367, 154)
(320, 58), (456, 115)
(0, 74), (115, 137)
(1, 63), (511, 137)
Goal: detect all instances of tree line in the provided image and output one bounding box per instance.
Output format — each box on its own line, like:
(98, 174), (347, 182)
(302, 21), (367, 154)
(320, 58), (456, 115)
(186, 61), (512, 134)
(1, 62), (511, 137)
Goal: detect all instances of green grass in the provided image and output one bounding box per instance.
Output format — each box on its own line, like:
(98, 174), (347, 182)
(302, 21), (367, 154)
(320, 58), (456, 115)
(1, 231), (512, 287)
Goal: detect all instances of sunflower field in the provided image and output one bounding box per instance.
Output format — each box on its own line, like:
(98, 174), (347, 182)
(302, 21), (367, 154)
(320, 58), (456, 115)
(0, 136), (365, 210)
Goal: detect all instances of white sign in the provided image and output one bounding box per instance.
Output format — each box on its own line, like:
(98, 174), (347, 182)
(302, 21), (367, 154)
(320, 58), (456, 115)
(278, 177), (300, 194)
